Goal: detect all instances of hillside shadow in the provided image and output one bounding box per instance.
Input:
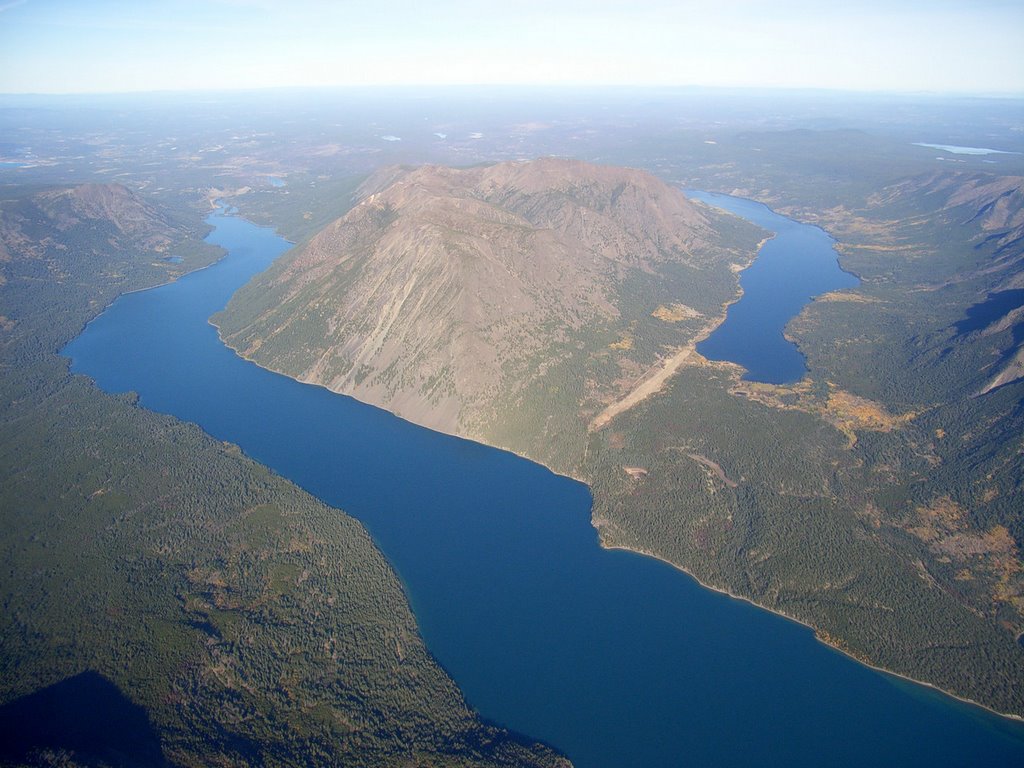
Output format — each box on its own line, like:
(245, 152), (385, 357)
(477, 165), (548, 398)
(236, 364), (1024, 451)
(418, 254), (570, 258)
(0, 671), (166, 767)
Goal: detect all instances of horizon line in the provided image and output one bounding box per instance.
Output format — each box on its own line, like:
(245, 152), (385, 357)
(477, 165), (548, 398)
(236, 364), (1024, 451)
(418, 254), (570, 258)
(2, 83), (1024, 100)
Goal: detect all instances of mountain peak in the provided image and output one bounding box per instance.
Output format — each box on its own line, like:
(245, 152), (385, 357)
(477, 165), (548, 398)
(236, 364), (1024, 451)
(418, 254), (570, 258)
(215, 159), (755, 447)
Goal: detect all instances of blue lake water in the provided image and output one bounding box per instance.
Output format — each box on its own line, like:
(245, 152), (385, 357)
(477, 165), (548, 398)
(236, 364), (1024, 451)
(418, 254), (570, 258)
(913, 143), (1021, 156)
(688, 191), (859, 384)
(63, 205), (1024, 767)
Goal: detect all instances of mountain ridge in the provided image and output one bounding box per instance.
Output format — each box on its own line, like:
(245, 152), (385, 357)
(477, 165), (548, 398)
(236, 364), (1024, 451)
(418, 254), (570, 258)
(216, 158), (754, 441)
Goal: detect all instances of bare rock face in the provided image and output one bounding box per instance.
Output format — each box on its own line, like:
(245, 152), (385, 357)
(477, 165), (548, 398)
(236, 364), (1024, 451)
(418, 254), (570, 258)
(215, 159), (746, 443)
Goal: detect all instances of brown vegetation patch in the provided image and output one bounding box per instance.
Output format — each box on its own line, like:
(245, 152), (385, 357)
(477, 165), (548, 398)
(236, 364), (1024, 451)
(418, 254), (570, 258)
(824, 387), (915, 446)
(815, 629), (872, 665)
(908, 498), (1024, 613)
(623, 466), (648, 479)
(815, 291), (879, 303)
(609, 333), (634, 350)
(908, 496), (965, 543)
(652, 303), (701, 322)
(730, 378), (817, 412)
(732, 379), (914, 447)
(857, 502), (883, 529)
(933, 525), (1017, 560)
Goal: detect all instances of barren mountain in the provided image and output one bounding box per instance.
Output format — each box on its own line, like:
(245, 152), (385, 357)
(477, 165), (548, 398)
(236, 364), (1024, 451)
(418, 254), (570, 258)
(216, 158), (760, 450)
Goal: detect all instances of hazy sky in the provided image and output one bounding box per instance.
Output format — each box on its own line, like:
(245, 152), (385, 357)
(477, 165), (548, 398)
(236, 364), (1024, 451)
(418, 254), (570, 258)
(1, 0), (1022, 94)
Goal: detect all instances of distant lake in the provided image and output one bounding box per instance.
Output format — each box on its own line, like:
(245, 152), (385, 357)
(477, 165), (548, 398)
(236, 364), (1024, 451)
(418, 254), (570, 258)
(687, 190), (859, 384)
(913, 142), (1021, 156)
(64, 204), (1024, 767)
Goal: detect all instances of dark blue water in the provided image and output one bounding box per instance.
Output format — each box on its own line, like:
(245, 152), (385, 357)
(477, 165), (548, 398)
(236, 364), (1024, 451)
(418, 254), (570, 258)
(688, 191), (859, 384)
(64, 206), (1024, 767)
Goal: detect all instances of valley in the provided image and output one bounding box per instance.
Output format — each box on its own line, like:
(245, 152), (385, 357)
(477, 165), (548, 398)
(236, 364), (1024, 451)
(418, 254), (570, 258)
(0, 182), (565, 767)
(2, 88), (1023, 765)
(64, 183), (1024, 768)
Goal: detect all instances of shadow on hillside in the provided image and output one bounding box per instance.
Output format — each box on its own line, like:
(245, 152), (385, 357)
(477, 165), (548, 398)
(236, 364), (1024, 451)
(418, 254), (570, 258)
(0, 670), (165, 767)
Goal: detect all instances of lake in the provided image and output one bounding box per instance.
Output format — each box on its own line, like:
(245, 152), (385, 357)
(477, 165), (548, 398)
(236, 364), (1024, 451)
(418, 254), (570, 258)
(63, 204), (1024, 767)
(687, 190), (859, 384)
(913, 143), (1021, 156)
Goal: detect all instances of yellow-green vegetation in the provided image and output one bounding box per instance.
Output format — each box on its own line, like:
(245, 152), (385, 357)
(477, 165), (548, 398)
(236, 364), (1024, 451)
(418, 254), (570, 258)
(651, 303), (702, 322)
(608, 333), (634, 350)
(0, 184), (566, 767)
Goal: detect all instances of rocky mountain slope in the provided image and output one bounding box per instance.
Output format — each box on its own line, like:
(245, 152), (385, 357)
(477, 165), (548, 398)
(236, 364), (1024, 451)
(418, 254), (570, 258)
(880, 172), (1024, 393)
(216, 158), (760, 454)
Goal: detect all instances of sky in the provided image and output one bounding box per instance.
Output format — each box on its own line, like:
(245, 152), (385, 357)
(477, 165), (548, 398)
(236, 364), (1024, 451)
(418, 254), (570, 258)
(1, 0), (1022, 95)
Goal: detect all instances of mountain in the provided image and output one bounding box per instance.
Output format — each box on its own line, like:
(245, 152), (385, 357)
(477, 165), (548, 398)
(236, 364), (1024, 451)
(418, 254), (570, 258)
(217, 160), (1024, 718)
(0, 183), (180, 262)
(216, 158), (761, 460)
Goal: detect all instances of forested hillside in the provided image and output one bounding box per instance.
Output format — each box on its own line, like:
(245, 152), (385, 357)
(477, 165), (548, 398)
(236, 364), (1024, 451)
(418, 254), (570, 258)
(587, 169), (1024, 716)
(0, 184), (566, 767)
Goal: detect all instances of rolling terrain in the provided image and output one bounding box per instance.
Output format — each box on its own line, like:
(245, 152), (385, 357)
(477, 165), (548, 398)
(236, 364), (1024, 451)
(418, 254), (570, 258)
(218, 159), (1024, 717)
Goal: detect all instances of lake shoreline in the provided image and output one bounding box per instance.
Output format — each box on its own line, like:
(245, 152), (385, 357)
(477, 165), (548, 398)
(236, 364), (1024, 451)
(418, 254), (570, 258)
(208, 199), (1024, 726)
(601, 541), (1024, 725)
(68, 199), (1024, 764)
(214, 311), (1024, 726)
